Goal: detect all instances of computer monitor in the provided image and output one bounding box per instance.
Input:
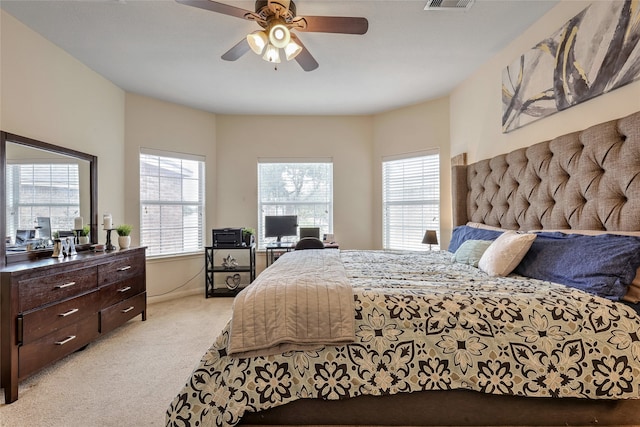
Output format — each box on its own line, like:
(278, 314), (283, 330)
(299, 227), (320, 239)
(15, 229), (36, 245)
(264, 215), (298, 242)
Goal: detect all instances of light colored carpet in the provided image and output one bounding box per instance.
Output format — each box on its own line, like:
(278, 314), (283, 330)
(0, 294), (233, 427)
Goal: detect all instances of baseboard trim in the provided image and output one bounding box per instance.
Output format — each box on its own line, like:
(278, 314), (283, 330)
(147, 288), (202, 305)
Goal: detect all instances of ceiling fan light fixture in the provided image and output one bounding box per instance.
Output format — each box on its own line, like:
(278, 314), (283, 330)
(262, 44), (281, 63)
(177, 0), (368, 71)
(247, 30), (268, 54)
(269, 22), (290, 49)
(284, 40), (302, 61)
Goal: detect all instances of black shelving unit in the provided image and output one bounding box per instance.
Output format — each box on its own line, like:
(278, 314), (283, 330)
(205, 245), (255, 297)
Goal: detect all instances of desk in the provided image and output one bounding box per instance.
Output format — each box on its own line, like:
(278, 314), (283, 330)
(265, 243), (294, 267)
(265, 241), (340, 267)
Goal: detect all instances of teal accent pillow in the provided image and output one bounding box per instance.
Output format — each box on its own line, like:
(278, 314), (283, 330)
(451, 239), (493, 267)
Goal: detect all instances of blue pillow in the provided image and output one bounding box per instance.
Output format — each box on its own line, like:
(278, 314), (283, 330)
(513, 232), (640, 301)
(448, 225), (503, 253)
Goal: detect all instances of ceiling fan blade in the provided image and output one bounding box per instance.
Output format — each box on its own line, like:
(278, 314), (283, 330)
(290, 34), (318, 72)
(221, 38), (251, 61)
(294, 16), (368, 35)
(176, 0), (254, 20)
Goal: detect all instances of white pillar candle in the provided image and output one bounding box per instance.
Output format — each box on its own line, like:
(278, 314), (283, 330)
(103, 214), (112, 230)
(74, 217), (83, 230)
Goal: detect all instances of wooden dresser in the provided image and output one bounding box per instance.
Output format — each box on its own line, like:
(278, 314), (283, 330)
(0, 247), (146, 403)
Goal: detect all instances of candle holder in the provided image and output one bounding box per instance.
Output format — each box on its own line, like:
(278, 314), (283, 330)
(105, 229), (117, 251)
(74, 229), (83, 245)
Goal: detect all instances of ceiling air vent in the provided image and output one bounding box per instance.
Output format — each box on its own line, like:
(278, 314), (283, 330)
(424, 0), (475, 11)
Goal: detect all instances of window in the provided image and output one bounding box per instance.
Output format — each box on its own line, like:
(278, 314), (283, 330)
(382, 151), (440, 251)
(258, 160), (333, 249)
(6, 162), (80, 240)
(139, 149), (205, 257)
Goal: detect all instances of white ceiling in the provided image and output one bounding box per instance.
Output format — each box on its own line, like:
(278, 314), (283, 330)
(1, 0), (559, 116)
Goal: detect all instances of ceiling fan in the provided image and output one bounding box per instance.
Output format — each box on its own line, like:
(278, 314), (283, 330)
(176, 0), (369, 71)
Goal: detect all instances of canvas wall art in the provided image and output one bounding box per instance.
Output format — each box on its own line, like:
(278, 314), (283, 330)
(502, 0), (640, 133)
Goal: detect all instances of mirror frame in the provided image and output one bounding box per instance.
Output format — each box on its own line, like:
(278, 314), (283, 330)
(1, 131), (98, 267)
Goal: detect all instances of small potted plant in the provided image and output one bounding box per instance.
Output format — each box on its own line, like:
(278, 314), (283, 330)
(242, 227), (255, 246)
(77, 225), (90, 245)
(116, 224), (133, 249)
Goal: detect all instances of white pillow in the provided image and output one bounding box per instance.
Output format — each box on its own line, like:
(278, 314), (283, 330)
(478, 231), (536, 276)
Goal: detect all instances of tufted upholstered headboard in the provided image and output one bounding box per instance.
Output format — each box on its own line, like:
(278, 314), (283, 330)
(452, 111), (640, 232)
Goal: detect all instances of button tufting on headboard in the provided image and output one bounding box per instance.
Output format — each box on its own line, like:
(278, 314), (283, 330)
(452, 111), (640, 232)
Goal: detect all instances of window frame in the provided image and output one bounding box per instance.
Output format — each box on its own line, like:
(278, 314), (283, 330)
(382, 150), (440, 251)
(6, 160), (81, 240)
(257, 159), (333, 249)
(139, 148), (206, 258)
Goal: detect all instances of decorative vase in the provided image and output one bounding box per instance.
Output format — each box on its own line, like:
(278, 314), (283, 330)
(118, 235), (131, 249)
(79, 236), (90, 245)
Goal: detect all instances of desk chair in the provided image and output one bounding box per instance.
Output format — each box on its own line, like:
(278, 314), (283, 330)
(295, 237), (325, 250)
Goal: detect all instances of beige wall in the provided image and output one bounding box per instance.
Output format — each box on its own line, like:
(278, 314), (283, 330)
(0, 10), (126, 227)
(124, 93), (217, 301)
(450, 0), (640, 164)
(216, 115), (374, 272)
(372, 97), (451, 249)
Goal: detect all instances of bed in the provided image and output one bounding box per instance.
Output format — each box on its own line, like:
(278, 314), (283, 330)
(166, 110), (640, 426)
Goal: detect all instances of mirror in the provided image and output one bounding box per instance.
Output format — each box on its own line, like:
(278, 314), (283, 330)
(1, 132), (97, 266)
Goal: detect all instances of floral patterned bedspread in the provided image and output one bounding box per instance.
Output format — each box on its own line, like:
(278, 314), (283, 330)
(166, 250), (640, 427)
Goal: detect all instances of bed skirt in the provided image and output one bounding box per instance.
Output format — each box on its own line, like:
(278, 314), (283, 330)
(240, 389), (640, 426)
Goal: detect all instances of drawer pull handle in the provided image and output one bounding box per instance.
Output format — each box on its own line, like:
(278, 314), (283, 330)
(118, 286), (132, 293)
(59, 308), (79, 317)
(55, 335), (76, 346)
(55, 281), (76, 289)
(121, 306), (135, 314)
(117, 266), (132, 272)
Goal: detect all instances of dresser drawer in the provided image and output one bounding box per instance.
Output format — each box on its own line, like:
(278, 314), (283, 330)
(19, 267), (98, 312)
(99, 276), (145, 308)
(100, 292), (146, 334)
(20, 290), (100, 344)
(19, 313), (99, 379)
(97, 253), (145, 287)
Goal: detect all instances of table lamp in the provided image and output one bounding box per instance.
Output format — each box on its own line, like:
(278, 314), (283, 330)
(422, 230), (438, 250)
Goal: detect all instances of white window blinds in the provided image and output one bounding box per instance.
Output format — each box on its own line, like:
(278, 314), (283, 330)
(258, 161), (333, 249)
(382, 151), (440, 251)
(139, 149), (205, 257)
(6, 163), (80, 239)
